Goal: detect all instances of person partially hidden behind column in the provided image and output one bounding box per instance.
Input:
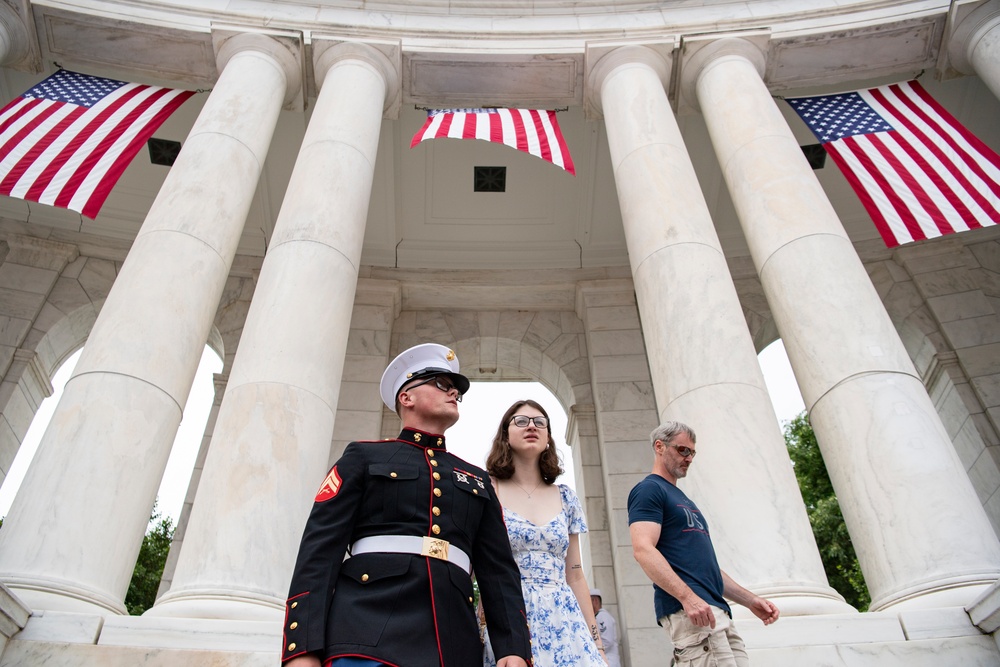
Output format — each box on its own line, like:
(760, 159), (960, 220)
(282, 343), (532, 667)
(628, 421), (780, 667)
(589, 589), (621, 667)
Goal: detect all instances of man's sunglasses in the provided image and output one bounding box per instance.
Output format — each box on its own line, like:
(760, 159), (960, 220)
(668, 443), (696, 459)
(403, 376), (463, 401)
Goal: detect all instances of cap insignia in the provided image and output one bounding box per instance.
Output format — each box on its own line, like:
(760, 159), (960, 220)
(446, 350), (455, 361)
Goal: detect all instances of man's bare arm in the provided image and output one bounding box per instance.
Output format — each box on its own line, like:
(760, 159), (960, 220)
(720, 570), (780, 626)
(630, 521), (716, 628)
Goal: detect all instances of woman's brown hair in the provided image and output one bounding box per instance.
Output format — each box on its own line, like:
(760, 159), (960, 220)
(486, 399), (563, 484)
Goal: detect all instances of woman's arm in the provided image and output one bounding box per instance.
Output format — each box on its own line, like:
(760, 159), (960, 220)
(566, 533), (607, 663)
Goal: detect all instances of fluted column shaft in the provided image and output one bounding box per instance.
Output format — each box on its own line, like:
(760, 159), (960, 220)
(691, 41), (1000, 611)
(589, 46), (849, 616)
(0, 38), (294, 614)
(150, 43), (394, 620)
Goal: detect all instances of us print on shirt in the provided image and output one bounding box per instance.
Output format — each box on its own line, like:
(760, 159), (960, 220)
(678, 503), (707, 535)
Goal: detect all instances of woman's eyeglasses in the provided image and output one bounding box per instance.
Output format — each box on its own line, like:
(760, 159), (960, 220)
(509, 415), (548, 429)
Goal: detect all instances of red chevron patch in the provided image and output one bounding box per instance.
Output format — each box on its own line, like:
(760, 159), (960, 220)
(315, 466), (342, 502)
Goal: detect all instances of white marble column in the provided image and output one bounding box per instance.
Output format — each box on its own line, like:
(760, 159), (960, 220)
(686, 37), (1000, 611)
(0, 33), (300, 615)
(157, 371), (229, 599)
(149, 40), (399, 621)
(949, 0), (1000, 101)
(587, 45), (850, 616)
(0, 2), (29, 67)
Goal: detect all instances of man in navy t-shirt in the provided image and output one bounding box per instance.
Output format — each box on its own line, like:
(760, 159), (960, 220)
(627, 421), (779, 666)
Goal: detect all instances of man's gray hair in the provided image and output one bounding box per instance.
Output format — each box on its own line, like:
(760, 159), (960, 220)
(650, 421), (696, 448)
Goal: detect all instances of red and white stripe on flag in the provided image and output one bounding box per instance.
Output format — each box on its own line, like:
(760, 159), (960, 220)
(0, 69), (194, 219)
(410, 108), (575, 175)
(787, 80), (1000, 248)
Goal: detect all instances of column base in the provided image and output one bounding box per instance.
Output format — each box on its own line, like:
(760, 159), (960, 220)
(146, 588), (283, 621)
(730, 584), (858, 618)
(968, 578), (1000, 633)
(0, 582), (31, 652)
(869, 572), (1000, 612)
(0, 575), (125, 616)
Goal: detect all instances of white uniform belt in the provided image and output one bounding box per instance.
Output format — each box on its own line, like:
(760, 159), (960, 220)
(351, 535), (471, 574)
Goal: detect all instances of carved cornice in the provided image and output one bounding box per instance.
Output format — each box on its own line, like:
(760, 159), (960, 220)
(942, 0), (1000, 77)
(584, 40), (675, 119)
(0, 0), (36, 71)
(311, 37), (402, 119)
(212, 27), (305, 112)
(678, 32), (770, 114)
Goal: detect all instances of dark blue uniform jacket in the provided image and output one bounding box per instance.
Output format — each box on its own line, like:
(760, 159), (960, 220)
(282, 428), (532, 667)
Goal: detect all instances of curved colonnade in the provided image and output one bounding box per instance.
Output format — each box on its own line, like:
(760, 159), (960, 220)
(0, 1), (998, 665)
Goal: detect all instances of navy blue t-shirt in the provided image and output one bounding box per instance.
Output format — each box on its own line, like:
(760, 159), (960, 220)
(627, 474), (731, 622)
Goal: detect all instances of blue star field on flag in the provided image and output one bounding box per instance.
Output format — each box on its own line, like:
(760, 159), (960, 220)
(786, 81), (1000, 247)
(787, 93), (894, 142)
(25, 69), (127, 108)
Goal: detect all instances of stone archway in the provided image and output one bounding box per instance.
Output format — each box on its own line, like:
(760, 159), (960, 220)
(384, 306), (622, 636)
(381, 309), (593, 459)
(0, 298), (99, 493)
(386, 311), (601, 520)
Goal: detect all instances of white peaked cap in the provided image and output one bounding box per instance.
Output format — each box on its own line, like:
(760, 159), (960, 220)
(379, 343), (470, 412)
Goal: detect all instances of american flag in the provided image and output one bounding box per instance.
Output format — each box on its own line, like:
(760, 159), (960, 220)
(0, 69), (194, 219)
(786, 81), (1000, 247)
(410, 108), (575, 175)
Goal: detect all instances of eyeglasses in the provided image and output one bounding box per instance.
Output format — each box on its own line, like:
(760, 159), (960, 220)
(404, 376), (463, 402)
(668, 444), (696, 459)
(509, 415), (548, 429)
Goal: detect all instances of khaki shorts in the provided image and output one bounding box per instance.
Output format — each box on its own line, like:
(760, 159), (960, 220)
(660, 606), (748, 667)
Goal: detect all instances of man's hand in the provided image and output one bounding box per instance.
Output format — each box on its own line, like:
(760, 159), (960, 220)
(747, 596), (780, 625)
(680, 593), (715, 628)
(497, 656), (529, 667)
(720, 570), (780, 627)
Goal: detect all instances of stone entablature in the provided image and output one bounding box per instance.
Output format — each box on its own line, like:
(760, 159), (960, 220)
(10, 1), (955, 108)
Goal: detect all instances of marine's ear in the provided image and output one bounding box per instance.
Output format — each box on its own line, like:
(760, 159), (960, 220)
(397, 387), (416, 410)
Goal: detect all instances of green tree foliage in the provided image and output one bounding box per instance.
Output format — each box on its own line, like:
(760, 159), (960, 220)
(125, 503), (174, 615)
(784, 413), (870, 611)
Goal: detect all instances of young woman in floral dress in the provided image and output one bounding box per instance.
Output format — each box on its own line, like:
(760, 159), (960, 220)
(482, 399), (607, 667)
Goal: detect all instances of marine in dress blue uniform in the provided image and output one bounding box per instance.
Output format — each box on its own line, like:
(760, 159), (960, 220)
(282, 344), (532, 667)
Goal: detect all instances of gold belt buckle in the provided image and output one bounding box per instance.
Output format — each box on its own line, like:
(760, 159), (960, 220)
(421, 535), (450, 562)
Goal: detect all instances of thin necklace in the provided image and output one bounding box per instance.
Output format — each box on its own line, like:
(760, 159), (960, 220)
(509, 478), (542, 498)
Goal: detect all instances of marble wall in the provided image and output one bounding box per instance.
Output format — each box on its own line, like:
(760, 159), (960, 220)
(865, 235), (1000, 535)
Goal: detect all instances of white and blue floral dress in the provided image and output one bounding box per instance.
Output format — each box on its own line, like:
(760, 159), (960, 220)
(484, 484), (605, 667)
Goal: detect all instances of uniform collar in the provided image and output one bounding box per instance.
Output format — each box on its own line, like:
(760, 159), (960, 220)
(398, 428), (447, 450)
